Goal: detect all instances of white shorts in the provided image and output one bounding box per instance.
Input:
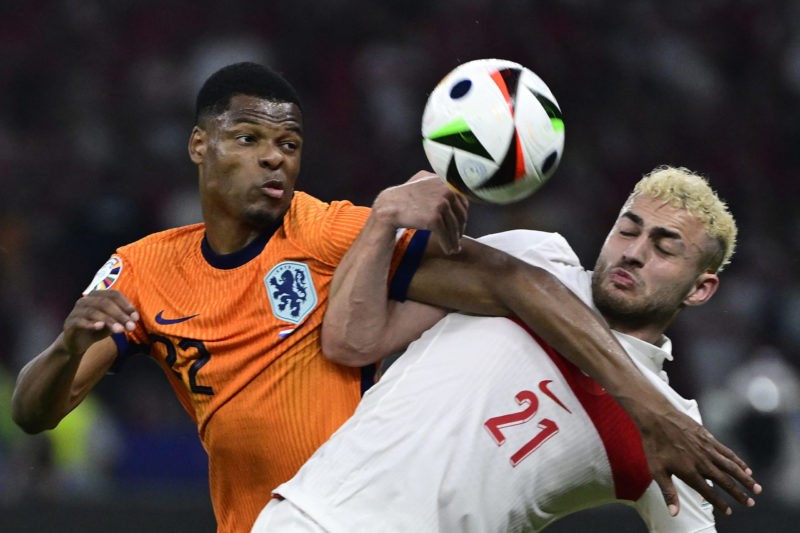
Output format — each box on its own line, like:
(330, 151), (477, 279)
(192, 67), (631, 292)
(251, 497), (327, 533)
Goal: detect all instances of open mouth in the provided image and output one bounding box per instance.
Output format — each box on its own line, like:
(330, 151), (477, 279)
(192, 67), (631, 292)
(261, 179), (285, 199)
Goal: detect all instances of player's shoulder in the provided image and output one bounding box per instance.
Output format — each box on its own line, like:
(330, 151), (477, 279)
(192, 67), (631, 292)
(478, 229), (567, 246)
(288, 191), (363, 218)
(117, 223), (205, 256)
(284, 191), (369, 234)
(83, 224), (205, 295)
(477, 230), (580, 266)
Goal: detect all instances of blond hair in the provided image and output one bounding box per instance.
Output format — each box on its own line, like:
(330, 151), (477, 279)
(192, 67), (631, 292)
(626, 165), (737, 272)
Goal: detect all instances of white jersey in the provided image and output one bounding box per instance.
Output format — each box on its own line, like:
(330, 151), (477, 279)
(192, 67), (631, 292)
(256, 230), (716, 532)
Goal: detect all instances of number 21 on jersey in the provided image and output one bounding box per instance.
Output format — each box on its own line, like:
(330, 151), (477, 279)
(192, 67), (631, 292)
(484, 380), (572, 466)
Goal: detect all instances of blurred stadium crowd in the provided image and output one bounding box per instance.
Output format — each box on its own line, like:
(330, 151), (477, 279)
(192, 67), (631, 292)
(1, 0), (799, 530)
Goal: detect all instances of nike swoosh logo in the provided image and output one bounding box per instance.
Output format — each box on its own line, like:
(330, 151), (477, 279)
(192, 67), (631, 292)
(538, 379), (572, 414)
(155, 310), (200, 325)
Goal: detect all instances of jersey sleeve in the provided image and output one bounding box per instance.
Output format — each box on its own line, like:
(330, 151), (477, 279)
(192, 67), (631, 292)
(81, 250), (150, 371)
(475, 229), (594, 306)
(319, 200), (430, 301)
(633, 479), (716, 532)
(289, 194), (427, 298)
(308, 200), (373, 263)
(476, 230), (581, 268)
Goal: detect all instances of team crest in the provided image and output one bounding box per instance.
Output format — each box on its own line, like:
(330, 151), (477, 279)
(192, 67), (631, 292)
(265, 261), (317, 324)
(83, 256), (123, 295)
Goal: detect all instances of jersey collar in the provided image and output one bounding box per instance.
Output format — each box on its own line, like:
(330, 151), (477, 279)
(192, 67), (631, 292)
(201, 217), (284, 270)
(613, 331), (673, 384)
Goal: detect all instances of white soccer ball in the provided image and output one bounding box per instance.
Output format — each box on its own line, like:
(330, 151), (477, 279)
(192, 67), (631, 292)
(422, 58), (565, 204)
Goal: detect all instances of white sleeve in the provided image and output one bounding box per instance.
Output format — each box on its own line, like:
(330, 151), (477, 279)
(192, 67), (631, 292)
(633, 479), (716, 532)
(475, 230), (595, 308)
(476, 230), (581, 268)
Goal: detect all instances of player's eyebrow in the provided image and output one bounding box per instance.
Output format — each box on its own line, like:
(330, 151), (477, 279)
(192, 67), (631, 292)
(233, 116), (303, 134)
(651, 226), (682, 241)
(621, 211), (682, 240)
(621, 211), (643, 226)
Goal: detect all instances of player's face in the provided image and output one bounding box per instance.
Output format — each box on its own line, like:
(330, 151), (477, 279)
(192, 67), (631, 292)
(191, 94), (303, 230)
(591, 194), (719, 341)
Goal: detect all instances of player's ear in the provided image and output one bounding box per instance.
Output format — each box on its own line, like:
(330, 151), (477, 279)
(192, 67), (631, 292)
(188, 126), (207, 164)
(683, 272), (719, 307)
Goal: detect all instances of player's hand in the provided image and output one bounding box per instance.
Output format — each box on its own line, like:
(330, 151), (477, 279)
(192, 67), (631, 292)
(637, 407), (762, 517)
(373, 171), (469, 255)
(62, 289), (140, 356)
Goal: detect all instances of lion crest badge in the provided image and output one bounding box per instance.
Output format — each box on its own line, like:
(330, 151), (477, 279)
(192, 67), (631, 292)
(265, 261), (317, 324)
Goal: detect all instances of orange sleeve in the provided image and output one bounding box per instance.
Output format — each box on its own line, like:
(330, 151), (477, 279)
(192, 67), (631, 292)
(285, 192), (424, 286)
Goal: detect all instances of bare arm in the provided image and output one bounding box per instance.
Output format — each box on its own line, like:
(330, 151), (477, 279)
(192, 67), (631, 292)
(322, 172), (760, 516)
(408, 235), (760, 516)
(12, 290), (139, 433)
(321, 173), (462, 365)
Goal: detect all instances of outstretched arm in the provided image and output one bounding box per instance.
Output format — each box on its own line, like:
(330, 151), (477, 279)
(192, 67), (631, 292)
(408, 235), (760, 516)
(322, 172), (760, 517)
(12, 290), (139, 433)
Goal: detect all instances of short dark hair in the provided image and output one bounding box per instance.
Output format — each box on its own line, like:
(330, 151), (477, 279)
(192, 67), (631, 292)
(194, 62), (302, 123)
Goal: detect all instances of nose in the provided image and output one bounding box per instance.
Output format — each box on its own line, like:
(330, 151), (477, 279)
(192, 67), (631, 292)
(258, 143), (283, 169)
(621, 236), (648, 267)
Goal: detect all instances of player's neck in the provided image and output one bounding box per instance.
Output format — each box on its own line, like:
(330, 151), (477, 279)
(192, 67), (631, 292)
(606, 321), (667, 347)
(202, 208), (284, 254)
(204, 218), (280, 255)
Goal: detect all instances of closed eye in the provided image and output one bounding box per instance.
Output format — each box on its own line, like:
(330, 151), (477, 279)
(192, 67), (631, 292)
(656, 245), (675, 255)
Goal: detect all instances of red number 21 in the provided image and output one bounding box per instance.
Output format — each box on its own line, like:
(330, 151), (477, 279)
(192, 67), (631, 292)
(484, 389), (559, 467)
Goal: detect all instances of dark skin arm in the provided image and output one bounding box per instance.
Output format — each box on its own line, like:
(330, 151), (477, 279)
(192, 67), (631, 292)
(410, 233), (759, 516)
(322, 172), (760, 517)
(12, 290), (139, 433)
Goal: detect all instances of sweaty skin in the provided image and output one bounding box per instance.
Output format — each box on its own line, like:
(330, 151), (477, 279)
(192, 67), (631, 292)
(190, 96), (304, 254)
(592, 196), (720, 345)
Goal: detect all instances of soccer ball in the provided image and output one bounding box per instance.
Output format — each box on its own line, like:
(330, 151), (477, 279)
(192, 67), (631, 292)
(421, 58), (564, 204)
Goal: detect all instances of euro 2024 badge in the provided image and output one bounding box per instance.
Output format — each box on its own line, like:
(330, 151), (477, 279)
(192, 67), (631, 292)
(83, 256), (123, 295)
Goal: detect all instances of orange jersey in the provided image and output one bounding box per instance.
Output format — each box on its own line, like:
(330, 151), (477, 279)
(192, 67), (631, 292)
(83, 191), (424, 532)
